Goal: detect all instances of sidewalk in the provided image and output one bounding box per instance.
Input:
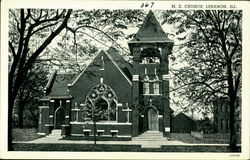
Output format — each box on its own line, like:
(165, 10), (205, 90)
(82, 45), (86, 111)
(13, 135), (230, 147)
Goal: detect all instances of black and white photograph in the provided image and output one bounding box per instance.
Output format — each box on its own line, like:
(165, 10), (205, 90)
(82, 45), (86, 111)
(1, 0), (250, 159)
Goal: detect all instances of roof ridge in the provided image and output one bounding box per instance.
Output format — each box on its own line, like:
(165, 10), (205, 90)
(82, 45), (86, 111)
(107, 47), (132, 67)
(44, 70), (57, 94)
(103, 51), (132, 86)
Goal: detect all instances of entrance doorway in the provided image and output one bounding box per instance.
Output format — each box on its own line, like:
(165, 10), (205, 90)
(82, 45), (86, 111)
(148, 108), (159, 131)
(54, 107), (65, 129)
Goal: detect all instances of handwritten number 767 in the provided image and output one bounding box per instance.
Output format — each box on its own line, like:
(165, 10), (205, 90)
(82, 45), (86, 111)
(141, 2), (154, 8)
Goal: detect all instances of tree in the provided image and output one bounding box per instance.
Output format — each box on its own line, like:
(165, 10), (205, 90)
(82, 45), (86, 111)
(62, 9), (145, 72)
(13, 64), (48, 128)
(8, 9), (144, 150)
(82, 102), (117, 144)
(162, 10), (241, 151)
(8, 9), (72, 150)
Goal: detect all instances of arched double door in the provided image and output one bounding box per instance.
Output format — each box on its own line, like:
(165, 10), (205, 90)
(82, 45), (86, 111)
(147, 108), (159, 131)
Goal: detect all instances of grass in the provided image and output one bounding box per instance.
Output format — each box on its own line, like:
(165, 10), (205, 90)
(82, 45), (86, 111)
(10, 129), (241, 152)
(169, 133), (204, 143)
(11, 143), (240, 152)
(12, 143), (142, 152)
(12, 128), (45, 141)
(169, 133), (241, 144)
(203, 133), (241, 144)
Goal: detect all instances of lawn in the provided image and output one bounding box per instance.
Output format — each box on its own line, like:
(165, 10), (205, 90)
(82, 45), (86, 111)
(169, 133), (204, 143)
(169, 133), (241, 144)
(10, 129), (241, 152)
(12, 143), (237, 152)
(12, 128), (45, 141)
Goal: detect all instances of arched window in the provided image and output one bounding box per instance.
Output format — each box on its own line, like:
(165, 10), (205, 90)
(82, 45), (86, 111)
(153, 75), (159, 94)
(140, 47), (161, 64)
(83, 83), (118, 122)
(153, 82), (159, 94)
(143, 75), (150, 94)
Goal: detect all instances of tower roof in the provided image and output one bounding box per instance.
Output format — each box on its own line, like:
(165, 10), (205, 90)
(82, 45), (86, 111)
(129, 10), (172, 43)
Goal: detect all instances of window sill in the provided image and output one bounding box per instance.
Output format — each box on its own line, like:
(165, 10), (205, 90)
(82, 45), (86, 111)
(70, 121), (132, 125)
(143, 94), (162, 96)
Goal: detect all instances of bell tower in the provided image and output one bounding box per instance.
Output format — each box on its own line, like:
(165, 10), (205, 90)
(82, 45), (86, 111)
(128, 10), (173, 137)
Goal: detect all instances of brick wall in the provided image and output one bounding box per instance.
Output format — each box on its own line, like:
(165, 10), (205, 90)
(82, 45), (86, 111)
(70, 123), (132, 136)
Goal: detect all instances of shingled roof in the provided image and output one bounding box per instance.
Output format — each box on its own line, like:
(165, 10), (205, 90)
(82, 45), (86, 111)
(129, 10), (172, 43)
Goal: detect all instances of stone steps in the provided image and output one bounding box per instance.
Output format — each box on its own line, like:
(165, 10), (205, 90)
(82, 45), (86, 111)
(132, 131), (167, 148)
(137, 135), (164, 138)
(132, 138), (167, 141)
(48, 129), (62, 137)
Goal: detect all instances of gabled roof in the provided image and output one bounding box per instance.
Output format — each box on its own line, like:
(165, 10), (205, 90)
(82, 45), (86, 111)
(70, 49), (132, 87)
(44, 72), (77, 99)
(129, 10), (172, 43)
(42, 51), (133, 100)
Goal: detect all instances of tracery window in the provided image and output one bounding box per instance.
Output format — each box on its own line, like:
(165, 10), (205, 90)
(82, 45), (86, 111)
(83, 83), (118, 122)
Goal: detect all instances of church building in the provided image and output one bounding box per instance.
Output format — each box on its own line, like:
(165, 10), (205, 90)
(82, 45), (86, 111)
(38, 11), (174, 139)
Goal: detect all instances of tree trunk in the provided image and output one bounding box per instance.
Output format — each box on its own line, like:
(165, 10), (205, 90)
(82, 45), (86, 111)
(229, 96), (237, 151)
(18, 100), (25, 128)
(8, 94), (15, 151)
(92, 105), (97, 145)
(225, 57), (237, 152)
